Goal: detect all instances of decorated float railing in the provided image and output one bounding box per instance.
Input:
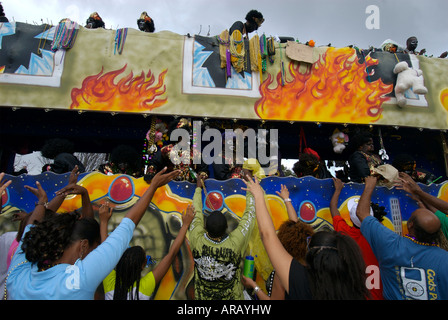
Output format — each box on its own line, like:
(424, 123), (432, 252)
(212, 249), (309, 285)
(1, 21), (448, 129)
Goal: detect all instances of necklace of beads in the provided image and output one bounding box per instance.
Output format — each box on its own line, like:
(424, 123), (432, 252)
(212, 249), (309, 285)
(3, 260), (28, 300)
(205, 232), (228, 245)
(404, 234), (439, 247)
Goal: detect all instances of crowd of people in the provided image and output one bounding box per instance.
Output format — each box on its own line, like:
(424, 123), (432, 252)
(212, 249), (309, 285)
(2, 3), (448, 301)
(2, 135), (448, 300)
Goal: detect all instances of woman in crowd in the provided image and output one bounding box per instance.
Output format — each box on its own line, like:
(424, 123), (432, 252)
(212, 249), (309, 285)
(101, 203), (195, 300)
(5, 167), (180, 300)
(348, 131), (383, 183)
(242, 175), (370, 300)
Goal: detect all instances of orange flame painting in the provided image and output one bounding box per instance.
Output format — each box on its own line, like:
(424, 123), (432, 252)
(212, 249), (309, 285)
(255, 47), (393, 123)
(440, 88), (448, 113)
(70, 65), (168, 112)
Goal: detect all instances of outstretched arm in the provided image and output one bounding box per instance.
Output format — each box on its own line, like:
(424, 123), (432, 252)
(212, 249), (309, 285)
(189, 174), (206, 238)
(397, 172), (448, 214)
(242, 176), (293, 294)
(126, 167), (180, 226)
(330, 178), (343, 218)
(24, 181), (48, 226)
(152, 204), (195, 284)
(276, 184), (298, 222)
(356, 176), (377, 223)
(99, 201), (113, 243)
(54, 166), (94, 219)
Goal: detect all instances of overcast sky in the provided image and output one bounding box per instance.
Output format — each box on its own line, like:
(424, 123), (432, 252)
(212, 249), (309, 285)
(2, 0), (448, 56)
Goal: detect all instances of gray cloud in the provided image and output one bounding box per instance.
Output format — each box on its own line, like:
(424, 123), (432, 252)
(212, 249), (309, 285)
(2, 0), (447, 56)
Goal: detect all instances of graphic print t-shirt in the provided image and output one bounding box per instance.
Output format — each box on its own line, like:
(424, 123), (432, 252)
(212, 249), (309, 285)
(189, 188), (255, 300)
(361, 216), (448, 300)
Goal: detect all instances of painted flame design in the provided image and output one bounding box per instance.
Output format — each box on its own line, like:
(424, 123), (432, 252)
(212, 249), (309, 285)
(255, 47), (393, 123)
(70, 65), (168, 112)
(440, 88), (448, 112)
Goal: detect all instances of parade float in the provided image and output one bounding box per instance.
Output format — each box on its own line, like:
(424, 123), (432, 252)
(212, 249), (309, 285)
(1, 20), (448, 299)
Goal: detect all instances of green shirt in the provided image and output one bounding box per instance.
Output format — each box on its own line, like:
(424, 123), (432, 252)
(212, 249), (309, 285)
(189, 187), (255, 300)
(435, 210), (448, 240)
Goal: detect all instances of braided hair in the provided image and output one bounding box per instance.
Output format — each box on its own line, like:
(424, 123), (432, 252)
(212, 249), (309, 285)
(21, 212), (100, 271)
(113, 246), (147, 300)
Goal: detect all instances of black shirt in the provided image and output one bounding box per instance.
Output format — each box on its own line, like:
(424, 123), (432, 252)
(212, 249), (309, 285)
(286, 259), (313, 300)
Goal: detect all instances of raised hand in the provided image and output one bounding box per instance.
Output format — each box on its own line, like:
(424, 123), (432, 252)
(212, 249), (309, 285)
(182, 204), (196, 226)
(24, 181), (48, 204)
(332, 177), (344, 192)
(0, 172), (12, 196)
(241, 175), (264, 199)
(396, 172), (421, 195)
(275, 184), (290, 200)
(196, 172), (206, 189)
(99, 201), (113, 223)
(364, 175), (378, 189)
(151, 167), (181, 189)
(56, 184), (88, 197)
(68, 165), (80, 185)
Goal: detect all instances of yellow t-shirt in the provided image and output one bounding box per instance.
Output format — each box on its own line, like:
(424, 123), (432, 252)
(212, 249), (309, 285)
(103, 269), (156, 300)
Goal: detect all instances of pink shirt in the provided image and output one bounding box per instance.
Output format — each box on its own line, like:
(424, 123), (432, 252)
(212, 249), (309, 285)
(7, 239), (19, 269)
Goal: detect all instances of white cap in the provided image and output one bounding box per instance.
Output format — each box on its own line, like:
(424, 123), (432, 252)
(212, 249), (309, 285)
(348, 197), (373, 228)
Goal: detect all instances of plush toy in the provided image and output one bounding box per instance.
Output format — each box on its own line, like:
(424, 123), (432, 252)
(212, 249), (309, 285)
(393, 61), (428, 108)
(330, 129), (349, 154)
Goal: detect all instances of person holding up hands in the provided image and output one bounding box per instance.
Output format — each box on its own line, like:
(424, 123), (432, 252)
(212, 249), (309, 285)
(6, 165), (87, 271)
(330, 177), (384, 300)
(242, 176), (369, 300)
(357, 175), (448, 300)
(396, 172), (448, 242)
(242, 184), (314, 300)
(190, 173), (256, 300)
(6, 167), (180, 300)
(101, 202), (195, 300)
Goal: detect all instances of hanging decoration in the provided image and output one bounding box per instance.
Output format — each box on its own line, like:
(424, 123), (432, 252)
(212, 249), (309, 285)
(249, 34), (263, 84)
(259, 34), (276, 73)
(330, 128), (349, 154)
(114, 28), (128, 55)
(229, 30), (245, 73)
(279, 41), (286, 86)
(217, 30), (231, 78)
(266, 36), (276, 64)
(260, 34), (268, 72)
(143, 116), (157, 174)
(378, 127), (389, 161)
(37, 24), (51, 54)
(298, 126), (320, 159)
(51, 19), (80, 52)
